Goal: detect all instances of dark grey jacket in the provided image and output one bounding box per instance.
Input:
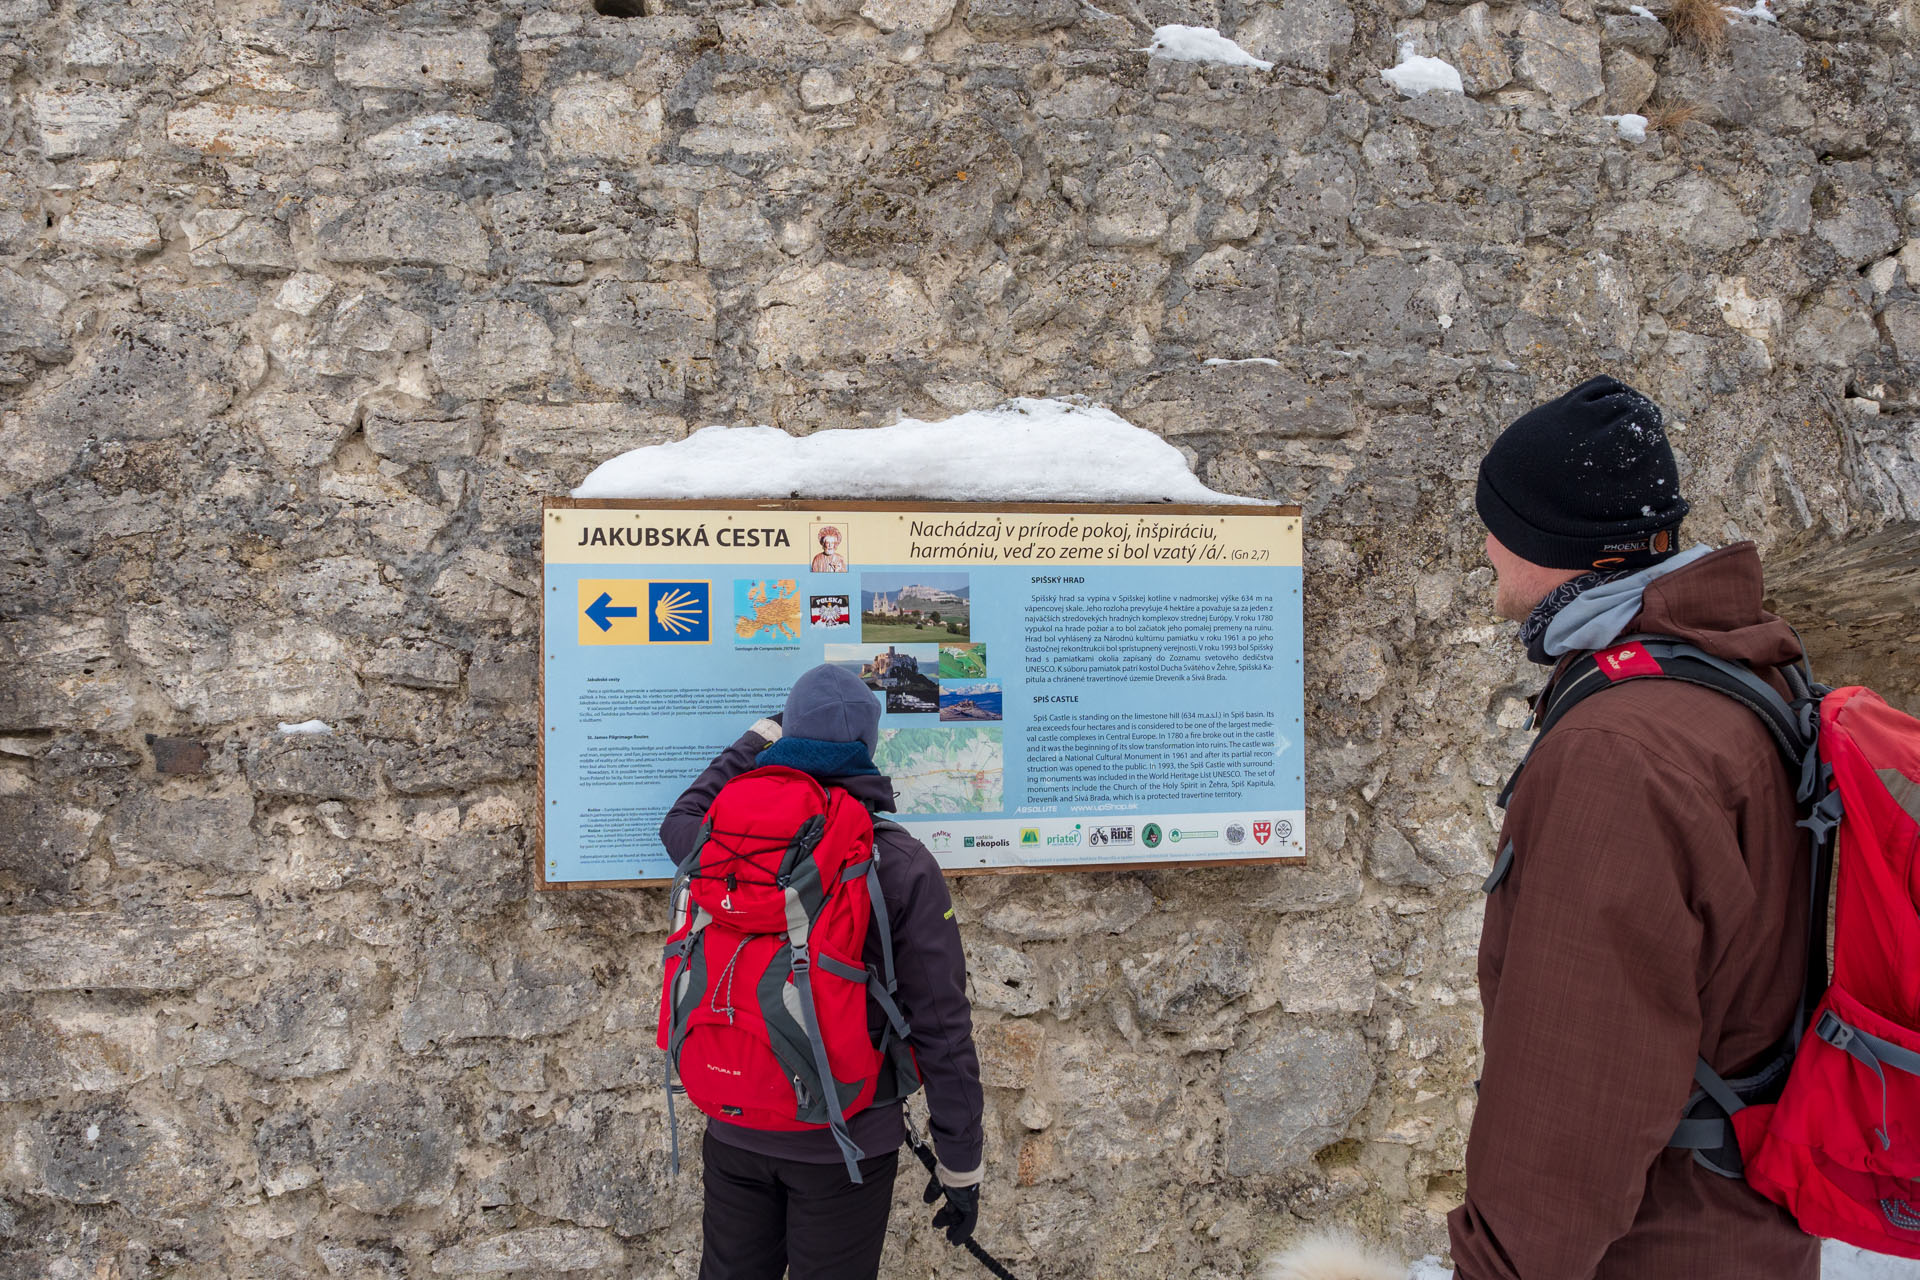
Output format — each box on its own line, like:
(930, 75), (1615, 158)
(660, 725), (985, 1176)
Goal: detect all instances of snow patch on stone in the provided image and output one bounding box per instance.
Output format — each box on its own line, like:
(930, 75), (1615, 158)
(1140, 24), (1274, 70)
(1605, 113), (1649, 142)
(1381, 48), (1464, 98)
(574, 397), (1259, 504)
(278, 719), (334, 734)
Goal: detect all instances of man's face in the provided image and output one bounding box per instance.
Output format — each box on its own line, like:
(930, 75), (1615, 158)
(1485, 532), (1579, 623)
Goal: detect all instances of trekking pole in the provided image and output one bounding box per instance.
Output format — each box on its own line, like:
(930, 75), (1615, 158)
(902, 1118), (1025, 1280)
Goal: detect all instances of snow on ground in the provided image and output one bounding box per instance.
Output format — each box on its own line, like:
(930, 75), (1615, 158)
(1380, 48), (1464, 97)
(1724, 0), (1777, 20)
(277, 719), (333, 734)
(1629, 3), (1659, 18)
(1405, 1243), (1919, 1279)
(1604, 113), (1649, 142)
(1139, 24), (1274, 70)
(1204, 356), (1281, 367)
(572, 398), (1260, 504)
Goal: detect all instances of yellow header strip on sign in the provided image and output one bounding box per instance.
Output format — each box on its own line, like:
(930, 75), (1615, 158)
(544, 502), (1302, 570)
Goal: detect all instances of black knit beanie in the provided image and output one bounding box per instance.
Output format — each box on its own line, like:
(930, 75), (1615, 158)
(1475, 376), (1690, 571)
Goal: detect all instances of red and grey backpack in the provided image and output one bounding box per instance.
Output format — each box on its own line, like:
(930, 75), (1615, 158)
(1502, 636), (1920, 1257)
(657, 765), (920, 1183)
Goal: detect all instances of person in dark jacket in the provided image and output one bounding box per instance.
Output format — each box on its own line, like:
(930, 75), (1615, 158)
(660, 663), (985, 1280)
(1446, 377), (1819, 1278)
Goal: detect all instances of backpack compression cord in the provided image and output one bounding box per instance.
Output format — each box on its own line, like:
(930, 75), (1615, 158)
(903, 1114), (1023, 1280)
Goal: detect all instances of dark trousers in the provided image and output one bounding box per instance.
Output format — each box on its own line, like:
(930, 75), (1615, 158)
(698, 1129), (900, 1280)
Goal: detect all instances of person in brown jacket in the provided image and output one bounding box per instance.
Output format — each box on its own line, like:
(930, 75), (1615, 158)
(1442, 377), (1819, 1278)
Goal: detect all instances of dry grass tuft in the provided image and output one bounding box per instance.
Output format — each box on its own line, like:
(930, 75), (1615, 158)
(1646, 100), (1702, 133)
(1667, 0), (1731, 51)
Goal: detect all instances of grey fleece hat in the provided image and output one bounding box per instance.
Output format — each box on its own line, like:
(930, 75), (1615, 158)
(783, 663), (881, 754)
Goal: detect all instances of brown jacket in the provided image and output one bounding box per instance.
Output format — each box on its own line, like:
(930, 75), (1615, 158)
(1448, 545), (1819, 1279)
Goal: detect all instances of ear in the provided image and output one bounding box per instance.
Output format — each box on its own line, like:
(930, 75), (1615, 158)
(1262, 1232), (1411, 1280)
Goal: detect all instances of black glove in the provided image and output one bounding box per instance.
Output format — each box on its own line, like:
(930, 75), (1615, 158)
(922, 1170), (980, 1246)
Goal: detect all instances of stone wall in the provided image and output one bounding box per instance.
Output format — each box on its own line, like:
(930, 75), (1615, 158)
(2, 0), (1917, 1276)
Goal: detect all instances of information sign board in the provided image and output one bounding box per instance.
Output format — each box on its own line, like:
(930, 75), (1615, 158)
(539, 500), (1304, 886)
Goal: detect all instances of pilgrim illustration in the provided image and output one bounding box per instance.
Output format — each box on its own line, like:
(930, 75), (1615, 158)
(809, 523), (849, 573)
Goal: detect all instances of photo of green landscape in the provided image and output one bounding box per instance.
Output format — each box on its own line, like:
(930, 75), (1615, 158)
(860, 573), (970, 643)
(939, 642), (987, 678)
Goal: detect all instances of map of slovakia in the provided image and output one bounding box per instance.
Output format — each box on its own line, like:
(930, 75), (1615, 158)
(875, 726), (1004, 814)
(734, 578), (801, 643)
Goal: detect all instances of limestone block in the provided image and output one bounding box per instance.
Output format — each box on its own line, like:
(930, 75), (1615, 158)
(430, 1229), (626, 1275)
(312, 187), (490, 272)
(246, 734), (378, 803)
(1786, 280), (1879, 368)
(519, 1104), (670, 1237)
(0, 797), (98, 892)
(335, 31), (495, 91)
(431, 548), (533, 625)
(1409, 811), (1490, 878)
(365, 638), (463, 690)
(965, 1019), (1040, 1091)
(1301, 254), (1481, 351)
(1121, 364), (1355, 441)
(1269, 152), (1357, 245)
(468, 636), (537, 704)
(127, 611), (364, 725)
(1237, 0), (1355, 74)
(1713, 276), (1785, 343)
(55, 201), (161, 257)
(34, 317), (240, 448)
(1169, 245), (1292, 360)
(753, 264), (943, 369)
(430, 300), (554, 398)
(166, 104), (344, 157)
(0, 267), (69, 367)
(1220, 1025), (1373, 1174)
(1602, 11), (1668, 56)
(1884, 300), (1920, 367)
(798, 68), (855, 111)
(380, 732), (533, 794)
(1266, 916), (1376, 1014)
(19, 1102), (223, 1218)
(0, 1006), (157, 1101)
(365, 114), (514, 176)
(859, 0), (957, 35)
(248, 391), (355, 467)
(0, 900), (264, 992)
(1440, 3), (1511, 95)
(1662, 25), (1807, 130)
(1602, 48), (1656, 115)
(30, 87), (139, 158)
(697, 190), (777, 269)
(1123, 922), (1254, 1029)
(545, 78), (662, 163)
(573, 279), (716, 397)
(1816, 194), (1900, 268)
(979, 874), (1152, 940)
(968, 940), (1046, 1015)
(400, 948), (595, 1049)
(182, 209), (296, 272)
(176, 968), (382, 1079)
(256, 1110), (317, 1197)
(105, 792), (259, 878)
(1367, 822), (1441, 888)
(1090, 155), (1176, 247)
(272, 271), (332, 316)
(965, 0), (1077, 36)
(1760, 174), (1815, 239)
(0, 617), (134, 731)
(315, 1082), (459, 1214)
(1595, 176), (1756, 253)
(365, 406), (483, 464)
(1511, 9), (1604, 110)
(314, 294), (431, 374)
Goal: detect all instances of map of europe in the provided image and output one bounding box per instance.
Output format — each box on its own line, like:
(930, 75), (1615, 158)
(734, 579), (802, 644)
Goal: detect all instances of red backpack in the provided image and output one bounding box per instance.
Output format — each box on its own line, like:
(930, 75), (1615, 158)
(657, 765), (917, 1183)
(1515, 638), (1920, 1256)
